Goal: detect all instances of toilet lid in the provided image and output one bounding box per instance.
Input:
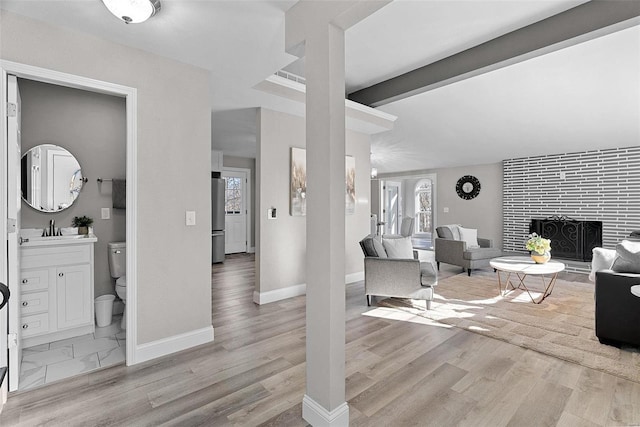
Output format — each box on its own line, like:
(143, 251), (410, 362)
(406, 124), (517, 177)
(116, 276), (127, 286)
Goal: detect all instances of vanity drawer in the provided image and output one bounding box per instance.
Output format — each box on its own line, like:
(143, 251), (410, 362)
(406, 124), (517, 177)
(21, 312), (49, 338)
(21, 244), (91, 269)
(21, 291), (49, 315)
(20, 269), (49, 292)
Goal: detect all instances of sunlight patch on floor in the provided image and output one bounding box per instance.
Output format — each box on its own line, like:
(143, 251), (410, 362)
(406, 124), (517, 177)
(362, 307), (452, 328)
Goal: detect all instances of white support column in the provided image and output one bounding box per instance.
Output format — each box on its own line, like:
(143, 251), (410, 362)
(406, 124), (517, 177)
(285, 2), (390, 426)
(304, 21), (349, 427)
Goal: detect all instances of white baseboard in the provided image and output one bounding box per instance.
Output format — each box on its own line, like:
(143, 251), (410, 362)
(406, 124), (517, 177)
(302, 395), (349, 427)
(345, 271), (364, 283)
(253, 283), (306, 305)
(133, 325), (214, 364)
(254, 272), (365, 305)
(248, 246), (256, 254)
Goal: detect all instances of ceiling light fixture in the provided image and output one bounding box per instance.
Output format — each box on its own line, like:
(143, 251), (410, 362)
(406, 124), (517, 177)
(102, 0), (161, 24)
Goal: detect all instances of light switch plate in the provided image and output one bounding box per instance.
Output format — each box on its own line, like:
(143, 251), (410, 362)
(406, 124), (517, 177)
(101, 208), (111, 220)
(443, 207), (449, 213)
(186, 211), (196, 226)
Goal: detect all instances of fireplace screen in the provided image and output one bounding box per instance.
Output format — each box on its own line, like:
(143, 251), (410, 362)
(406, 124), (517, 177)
(529, 216), (602, 262)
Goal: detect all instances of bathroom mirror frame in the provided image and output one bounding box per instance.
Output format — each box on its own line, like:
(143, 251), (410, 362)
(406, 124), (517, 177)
(21, 143), (86, 213)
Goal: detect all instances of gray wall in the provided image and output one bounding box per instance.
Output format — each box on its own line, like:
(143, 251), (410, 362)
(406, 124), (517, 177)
(19, 79), (126, 299)
(381, 162), (504, 246)
(2, 10), (212, 345)
(503, 146), (640, 252)
(256, 108), (370, 294)
(223, 155), (256, 250)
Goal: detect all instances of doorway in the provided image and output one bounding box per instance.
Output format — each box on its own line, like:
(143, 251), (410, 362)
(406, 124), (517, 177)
(1, 61), (137, 395)
(383, 180), (401, 235)
(222, 168), (250, 254)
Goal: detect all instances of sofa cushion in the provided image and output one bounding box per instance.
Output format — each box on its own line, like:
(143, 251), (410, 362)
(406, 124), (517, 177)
(611, 240), (640, 274)
(459, 226), (480, 248)
(463, 247), (503, 260)
(382, 236), (413, 259)
(589, 247), (617, 281)
(359, 236), (387, 258)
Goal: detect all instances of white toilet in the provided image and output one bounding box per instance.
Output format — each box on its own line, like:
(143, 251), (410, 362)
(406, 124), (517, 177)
(108, 242), (126, 330)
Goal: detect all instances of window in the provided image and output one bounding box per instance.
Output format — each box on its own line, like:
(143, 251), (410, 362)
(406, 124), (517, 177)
(224, 177), (242, 215)
(415, 179), (433, 234)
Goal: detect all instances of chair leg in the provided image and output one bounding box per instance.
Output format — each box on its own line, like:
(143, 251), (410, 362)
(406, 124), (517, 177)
(426, 299), (432, 310)
(467, 269), (472, 277)
(437, 261), (440, 270)
(366, 295), (371, 306)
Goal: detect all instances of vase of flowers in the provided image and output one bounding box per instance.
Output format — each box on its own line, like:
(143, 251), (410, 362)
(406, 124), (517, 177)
(72, 215), (94, 235)
(526, 233), (551, 264)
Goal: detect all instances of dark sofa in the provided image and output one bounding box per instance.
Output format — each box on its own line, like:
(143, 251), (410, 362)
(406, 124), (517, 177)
(595, 269), (640, 347)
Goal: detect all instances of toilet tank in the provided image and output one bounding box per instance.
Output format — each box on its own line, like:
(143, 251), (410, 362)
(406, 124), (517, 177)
(108, 242), (126, 278)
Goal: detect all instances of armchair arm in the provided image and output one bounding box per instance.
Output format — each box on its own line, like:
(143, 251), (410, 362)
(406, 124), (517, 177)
(434, 238), (466, 264)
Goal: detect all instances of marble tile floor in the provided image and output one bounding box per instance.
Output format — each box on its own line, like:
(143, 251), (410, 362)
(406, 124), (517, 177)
(18, 315), (126, 391)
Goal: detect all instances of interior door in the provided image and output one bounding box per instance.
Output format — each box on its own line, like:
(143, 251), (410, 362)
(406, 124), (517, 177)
(7, 75), (22, 391)
(223, 170), (247, 254)
(384, 181), (401, 235)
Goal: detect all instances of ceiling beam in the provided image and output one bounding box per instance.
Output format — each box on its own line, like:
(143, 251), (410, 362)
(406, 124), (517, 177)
(348, 1), (640, 107)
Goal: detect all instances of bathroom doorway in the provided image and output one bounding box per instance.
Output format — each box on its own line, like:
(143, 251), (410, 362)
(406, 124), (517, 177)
(1, 61), (138, 394)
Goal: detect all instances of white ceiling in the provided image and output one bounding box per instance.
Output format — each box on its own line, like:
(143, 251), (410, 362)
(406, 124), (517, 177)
(2, 1), (638, 171)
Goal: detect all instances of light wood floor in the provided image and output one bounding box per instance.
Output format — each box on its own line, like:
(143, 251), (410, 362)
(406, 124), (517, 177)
(1, 254), (639, 426)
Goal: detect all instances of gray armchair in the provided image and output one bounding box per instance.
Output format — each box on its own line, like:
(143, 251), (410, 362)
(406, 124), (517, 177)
(435, 226), (502, 276)
(383, 216), (415, 239)
(360, 235), (437, 309)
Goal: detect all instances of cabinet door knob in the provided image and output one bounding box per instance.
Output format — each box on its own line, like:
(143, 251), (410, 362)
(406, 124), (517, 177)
(22, 279), (28, 284)
(59, 273), (64, 277)
(22, 301), (28, 307)
(22, 324), (28, 329)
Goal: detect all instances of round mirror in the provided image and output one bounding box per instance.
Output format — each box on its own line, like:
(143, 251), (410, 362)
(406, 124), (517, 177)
(21, 144), (85, 212)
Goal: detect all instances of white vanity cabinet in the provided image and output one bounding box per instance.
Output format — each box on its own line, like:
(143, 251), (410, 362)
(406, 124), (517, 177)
(20, 235), (97, 347)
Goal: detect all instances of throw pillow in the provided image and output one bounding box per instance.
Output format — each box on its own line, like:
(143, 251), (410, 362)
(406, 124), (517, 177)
(611, 240), (640, 274)
(589, 247), (617, 281)
(372, 236), (387, 258)
(458, 226), (479, 249)
(382, 236), (414, 259)
(436, 226), (454, 240)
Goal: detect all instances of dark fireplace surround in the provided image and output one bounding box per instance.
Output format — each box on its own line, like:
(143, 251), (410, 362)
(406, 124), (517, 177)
(529, 216), (603, 262)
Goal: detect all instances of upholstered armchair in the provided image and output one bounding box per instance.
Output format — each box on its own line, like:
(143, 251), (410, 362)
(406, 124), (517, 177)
(593, 240), (640, 347)
(434, 225), (502, 276)
(595, 270), (640, 347)
(360, 235), (437, 309)
(383, 216), (415, 239)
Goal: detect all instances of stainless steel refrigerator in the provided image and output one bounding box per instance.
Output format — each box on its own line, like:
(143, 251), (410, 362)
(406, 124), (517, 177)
(211, 175), (225, 263)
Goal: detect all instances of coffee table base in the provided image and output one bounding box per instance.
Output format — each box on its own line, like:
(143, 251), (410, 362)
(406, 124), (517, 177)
(496, 270), (559, 304)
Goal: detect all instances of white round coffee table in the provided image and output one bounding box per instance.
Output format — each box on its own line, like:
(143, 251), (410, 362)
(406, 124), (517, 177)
(631, 285), (640, 298)
(490, 256), (565, 304)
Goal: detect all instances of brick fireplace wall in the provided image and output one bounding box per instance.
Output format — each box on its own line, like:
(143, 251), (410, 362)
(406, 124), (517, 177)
(503, 146), (640, 254)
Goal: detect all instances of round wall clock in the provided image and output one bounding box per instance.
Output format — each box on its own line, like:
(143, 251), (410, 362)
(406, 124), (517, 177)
(456, 175), (481, 200)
